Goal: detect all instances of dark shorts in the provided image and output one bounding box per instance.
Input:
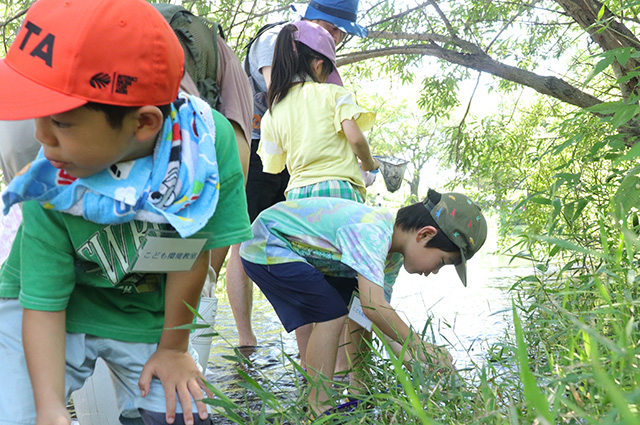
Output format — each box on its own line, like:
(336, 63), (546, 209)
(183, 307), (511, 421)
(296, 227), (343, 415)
(245, 138), (289, 222)
(241, 260), (357, 333)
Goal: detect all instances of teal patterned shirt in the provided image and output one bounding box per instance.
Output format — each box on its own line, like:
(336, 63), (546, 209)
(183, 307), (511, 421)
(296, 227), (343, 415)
(240, 198), (403, 301)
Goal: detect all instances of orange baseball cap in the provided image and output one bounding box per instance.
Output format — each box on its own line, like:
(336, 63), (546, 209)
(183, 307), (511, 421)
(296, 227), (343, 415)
(0, 0), (184, 120)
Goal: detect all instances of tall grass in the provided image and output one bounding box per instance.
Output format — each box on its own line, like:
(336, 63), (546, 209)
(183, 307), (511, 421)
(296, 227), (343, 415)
(199, 225), (639, 424)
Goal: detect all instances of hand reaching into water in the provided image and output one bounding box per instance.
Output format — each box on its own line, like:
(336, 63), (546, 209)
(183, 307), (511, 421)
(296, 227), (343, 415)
(420, 342), (454, 373)
(386, 337), (455, 373)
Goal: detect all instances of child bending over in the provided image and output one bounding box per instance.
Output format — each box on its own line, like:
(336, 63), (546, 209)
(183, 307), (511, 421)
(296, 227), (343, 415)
(0, 0), (251, 424)
(240, 189), (487, 416)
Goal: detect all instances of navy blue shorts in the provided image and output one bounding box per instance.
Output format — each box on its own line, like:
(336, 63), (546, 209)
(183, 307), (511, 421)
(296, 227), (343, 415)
(241, 260), (357, 333)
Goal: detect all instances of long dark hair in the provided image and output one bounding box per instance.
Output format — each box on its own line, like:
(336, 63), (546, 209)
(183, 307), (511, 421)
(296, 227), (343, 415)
(267, 24), (334, 111)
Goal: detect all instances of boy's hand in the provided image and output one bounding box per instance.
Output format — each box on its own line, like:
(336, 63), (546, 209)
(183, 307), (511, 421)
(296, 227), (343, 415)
(138, 347), (212, 425)
(421, 342), (454, 372)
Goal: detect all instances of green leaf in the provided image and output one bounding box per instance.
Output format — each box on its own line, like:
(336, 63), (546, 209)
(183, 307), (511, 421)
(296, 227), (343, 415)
(529, 197), (552, 206)
(615, 48), (632, 67)
(512, 304), (553, 423)
(612, 164), (640, 219)
(563, 202), (574, 221)
(374, 327), (441, 425)
(573, 198), (589, 220)
(597, 5), (605, 20)
(551, 197), (562, 216)
(589, 343), (638, 425)
(586, 100), (625, 115)
(614, 141), (640, 163)
(616, 71), (640, 84)
(533, 235), (615, 261)
(551, 135), (582, 155)
(611, 104), (639, 128)
(585, 56), (614, 84)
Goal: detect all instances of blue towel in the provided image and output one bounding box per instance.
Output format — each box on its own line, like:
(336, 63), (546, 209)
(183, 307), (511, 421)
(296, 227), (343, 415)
(2, 93), (219, 238)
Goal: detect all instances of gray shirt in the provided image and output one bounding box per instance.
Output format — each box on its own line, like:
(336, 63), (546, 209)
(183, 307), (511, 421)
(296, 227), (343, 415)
(0, 119), (39, 184)
(244, 22), (291, 140)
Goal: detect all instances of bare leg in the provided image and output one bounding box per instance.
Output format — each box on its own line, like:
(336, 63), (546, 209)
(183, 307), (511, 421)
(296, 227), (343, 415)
(334, 323), (350, 375)
(209, 246), (229, 278)
(226, 244), (257, 346)
(345, 319), (370, 395)
(306, 315), (346, 416)
(295, 323), (313, 369)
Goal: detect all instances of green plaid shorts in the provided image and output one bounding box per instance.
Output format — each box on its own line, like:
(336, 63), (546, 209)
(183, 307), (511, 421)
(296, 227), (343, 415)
(286, 180), (364, 203)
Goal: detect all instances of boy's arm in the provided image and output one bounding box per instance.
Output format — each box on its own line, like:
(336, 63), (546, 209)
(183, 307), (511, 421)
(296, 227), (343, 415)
(22, 309), (70, 425)
(342, 119), (379, 171)
(357, 274), (453, 369)
(138, 251), (212, 425)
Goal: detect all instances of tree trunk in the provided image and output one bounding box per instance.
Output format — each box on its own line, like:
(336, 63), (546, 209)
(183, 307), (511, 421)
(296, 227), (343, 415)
(554, 0), (640, 100)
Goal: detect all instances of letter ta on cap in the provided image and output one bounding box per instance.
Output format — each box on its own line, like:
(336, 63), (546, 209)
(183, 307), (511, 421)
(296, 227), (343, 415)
(0, 0), (185, 120)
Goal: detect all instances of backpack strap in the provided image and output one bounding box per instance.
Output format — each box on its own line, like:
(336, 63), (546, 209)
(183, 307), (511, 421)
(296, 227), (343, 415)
(243, 21), (288, 78)
(152, 3), (221, 109)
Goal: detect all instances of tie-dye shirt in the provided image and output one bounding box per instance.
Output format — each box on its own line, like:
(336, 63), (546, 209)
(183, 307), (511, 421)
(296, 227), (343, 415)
(240, 197), (403, 300)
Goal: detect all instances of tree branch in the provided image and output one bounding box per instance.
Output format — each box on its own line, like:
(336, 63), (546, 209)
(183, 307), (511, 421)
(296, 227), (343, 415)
(366, 30), (483, 54)
(338, 43), (603, 109)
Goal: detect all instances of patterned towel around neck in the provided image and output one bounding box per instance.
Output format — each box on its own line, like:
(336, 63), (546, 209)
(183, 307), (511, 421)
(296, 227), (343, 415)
(2, 93), (219, 238)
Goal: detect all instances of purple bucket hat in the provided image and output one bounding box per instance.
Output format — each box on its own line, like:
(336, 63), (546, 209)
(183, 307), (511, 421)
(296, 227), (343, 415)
(293, 20), (343, 86)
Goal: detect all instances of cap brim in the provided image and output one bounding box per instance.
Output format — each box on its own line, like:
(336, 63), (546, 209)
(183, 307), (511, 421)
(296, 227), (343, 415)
(455, 250), (468, 287)
(0, 60), (88, 120)
(455, 263), (467, 287)
(303, 7), (368, 38)
(326, 69), (343, 86)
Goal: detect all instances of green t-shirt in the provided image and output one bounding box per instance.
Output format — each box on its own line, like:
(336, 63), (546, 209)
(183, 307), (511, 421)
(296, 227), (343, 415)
(0, 110), (252, 343)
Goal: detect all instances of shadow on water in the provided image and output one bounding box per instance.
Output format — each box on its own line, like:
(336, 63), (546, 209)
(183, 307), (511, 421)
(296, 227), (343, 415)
(203, 247), (535, 422)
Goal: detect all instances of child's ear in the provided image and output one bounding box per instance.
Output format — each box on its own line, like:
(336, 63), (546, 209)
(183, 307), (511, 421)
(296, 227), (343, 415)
(133, 106), (164, 142)
(312, 58), (325, 79)
(416, 226), (438, 243)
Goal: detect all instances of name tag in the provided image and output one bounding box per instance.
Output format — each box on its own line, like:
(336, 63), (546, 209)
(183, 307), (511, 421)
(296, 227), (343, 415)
(131, 236), (206, 272)
(348, 294), (372, 332)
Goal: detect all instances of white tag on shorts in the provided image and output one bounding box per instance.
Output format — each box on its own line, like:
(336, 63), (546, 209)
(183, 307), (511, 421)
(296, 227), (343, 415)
(348, 294), (372, 331)
(131, 236), (206, 272)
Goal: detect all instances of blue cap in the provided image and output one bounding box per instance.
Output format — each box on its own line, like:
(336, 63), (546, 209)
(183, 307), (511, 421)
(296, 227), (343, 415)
(303, 0), (368, 38)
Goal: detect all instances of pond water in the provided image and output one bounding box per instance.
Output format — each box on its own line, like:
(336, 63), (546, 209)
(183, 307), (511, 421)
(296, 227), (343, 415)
(203, 239), (535, 420)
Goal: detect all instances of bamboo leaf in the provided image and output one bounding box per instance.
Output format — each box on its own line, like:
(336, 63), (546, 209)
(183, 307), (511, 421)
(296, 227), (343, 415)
(533, 235), (614, 261)
(512, 304), (553, 423)
(611, 104), (639, 128)
(589, 343), (638, 424)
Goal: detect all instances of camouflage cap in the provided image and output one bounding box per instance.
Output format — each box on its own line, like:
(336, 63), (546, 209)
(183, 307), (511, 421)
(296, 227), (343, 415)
(423, 192), (487, 287)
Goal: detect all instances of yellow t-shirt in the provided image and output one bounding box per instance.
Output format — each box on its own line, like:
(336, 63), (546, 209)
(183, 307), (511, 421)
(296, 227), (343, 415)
(259, 82), (375, 196)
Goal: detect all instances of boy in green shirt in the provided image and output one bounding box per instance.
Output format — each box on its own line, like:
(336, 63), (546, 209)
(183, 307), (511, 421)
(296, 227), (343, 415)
(0, 0), (251, 424)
